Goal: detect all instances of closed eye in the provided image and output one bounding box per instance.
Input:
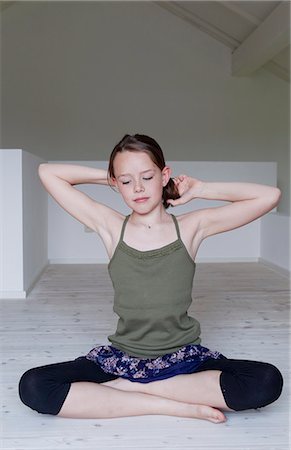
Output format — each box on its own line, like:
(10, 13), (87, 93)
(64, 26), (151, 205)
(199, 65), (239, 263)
(121, 176), (153, 185)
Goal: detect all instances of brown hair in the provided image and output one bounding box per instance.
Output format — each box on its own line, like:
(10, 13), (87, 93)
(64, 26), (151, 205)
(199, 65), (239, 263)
(108, 134), (180, 209)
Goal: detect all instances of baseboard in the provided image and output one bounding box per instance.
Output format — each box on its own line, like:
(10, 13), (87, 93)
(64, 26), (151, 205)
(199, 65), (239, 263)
(25, 261), (49, 296)
(0, 261), (49, 300)
(0, 290), (27, 299)
(195, 257), (259, 263)
(49, 257), (259, 264)
(2, 258), (287, 299)
(258, 258), (290, 278)
(49, 258), (109, 264)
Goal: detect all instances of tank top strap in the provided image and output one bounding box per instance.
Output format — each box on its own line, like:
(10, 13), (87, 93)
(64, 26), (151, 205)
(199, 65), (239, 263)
(170, 214), (181, 240)
(119, 215), (131, 242)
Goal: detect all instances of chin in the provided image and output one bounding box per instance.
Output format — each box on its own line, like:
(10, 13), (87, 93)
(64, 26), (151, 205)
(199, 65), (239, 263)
(132, 202), (162, 214)
(131, 206), (151, 214)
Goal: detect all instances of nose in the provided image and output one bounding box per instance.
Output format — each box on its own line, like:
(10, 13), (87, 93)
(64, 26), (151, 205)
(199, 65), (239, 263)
(134, 181), (145, 193)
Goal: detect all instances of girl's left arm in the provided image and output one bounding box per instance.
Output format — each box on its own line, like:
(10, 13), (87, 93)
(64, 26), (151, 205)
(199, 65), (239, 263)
(167, 176), (281, 238)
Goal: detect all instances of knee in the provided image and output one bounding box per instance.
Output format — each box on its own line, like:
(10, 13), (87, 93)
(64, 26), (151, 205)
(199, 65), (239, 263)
(19, 367), (63, 415)
(19, 368), (45, 413)
(220, 361), (284, 411)
(257, 363), (284, 408)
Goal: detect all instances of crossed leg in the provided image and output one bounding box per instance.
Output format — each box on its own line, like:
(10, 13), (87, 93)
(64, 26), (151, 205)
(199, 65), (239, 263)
(19, 356), (283, 421)
(20, 357), (283, 422)
(102, 369), (232, 411)
(59, 371), (228, 423)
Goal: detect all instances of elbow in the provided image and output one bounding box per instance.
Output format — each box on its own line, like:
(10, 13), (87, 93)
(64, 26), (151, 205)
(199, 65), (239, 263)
(38, 163), (49, 176)
(270, 187), (281, 207)
(38, 163), (48, 170)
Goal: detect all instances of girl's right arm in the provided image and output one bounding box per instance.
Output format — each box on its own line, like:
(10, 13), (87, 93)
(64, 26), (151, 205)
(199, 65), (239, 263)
(38, 163), (120, 234)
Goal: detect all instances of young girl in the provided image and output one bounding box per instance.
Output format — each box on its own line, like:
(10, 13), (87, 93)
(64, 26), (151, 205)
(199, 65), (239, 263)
(19, 134), (283, 424)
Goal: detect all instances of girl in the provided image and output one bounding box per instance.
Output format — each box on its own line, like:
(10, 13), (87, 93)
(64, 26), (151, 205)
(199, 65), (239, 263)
(19, 134), (283, 424)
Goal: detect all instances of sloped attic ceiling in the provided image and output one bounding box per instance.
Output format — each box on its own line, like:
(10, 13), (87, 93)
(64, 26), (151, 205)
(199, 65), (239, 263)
(155, 1), (290, 82)
(1, 0), (289, 82)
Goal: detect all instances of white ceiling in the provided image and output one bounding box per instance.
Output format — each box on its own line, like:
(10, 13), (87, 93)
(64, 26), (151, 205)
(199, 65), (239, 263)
(0, 1), (15, 12)
(155, 1), (290, 82)
(1, 0), (290, 82)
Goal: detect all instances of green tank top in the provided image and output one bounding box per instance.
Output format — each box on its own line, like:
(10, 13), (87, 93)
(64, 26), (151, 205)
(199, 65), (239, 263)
(107, 214), (201, 358)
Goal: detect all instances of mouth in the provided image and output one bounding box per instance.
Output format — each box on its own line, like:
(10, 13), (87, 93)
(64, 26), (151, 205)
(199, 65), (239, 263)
(134, 197), (149, 203)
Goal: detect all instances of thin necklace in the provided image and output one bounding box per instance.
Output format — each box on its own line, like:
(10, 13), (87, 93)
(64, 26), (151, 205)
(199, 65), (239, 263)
(129, 216), (152, 229)
(129, 214), (170, 229)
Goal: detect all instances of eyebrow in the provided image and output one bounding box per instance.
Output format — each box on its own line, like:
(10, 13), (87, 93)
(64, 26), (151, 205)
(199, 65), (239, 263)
(117, 169), (155, 179)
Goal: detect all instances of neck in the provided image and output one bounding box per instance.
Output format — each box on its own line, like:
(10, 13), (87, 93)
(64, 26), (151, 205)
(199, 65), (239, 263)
(129, 208), (170, 228)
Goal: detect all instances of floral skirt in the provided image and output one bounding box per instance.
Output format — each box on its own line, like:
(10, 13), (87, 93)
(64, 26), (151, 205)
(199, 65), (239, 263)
(85, 344), (226, 383)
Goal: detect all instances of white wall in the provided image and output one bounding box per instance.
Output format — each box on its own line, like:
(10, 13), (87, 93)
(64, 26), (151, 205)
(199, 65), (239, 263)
(22, 151), (48, 292)
(47, 160), (277, 264)
(0, 150), (47, 299)
(0, 150), (23, 297)
(1, 1), (290, 214)
(260, 213), (290, 273)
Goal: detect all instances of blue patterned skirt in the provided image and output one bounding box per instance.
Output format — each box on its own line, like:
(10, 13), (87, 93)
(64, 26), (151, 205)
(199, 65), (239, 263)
(85, 344), (226, 383)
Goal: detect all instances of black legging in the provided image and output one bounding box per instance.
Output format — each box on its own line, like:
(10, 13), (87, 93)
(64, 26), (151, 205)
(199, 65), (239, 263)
(18, 356), (283, 415)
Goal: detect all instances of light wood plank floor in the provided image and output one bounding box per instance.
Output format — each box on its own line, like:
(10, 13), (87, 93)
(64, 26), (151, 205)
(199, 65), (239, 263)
(1, 263), (290, 450)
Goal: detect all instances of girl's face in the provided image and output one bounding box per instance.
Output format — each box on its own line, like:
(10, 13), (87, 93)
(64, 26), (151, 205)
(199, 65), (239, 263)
(112, 151), (171, 212)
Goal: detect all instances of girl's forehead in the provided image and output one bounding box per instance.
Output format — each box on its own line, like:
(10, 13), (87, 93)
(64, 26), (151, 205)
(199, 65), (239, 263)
(114, 151), (156, 170)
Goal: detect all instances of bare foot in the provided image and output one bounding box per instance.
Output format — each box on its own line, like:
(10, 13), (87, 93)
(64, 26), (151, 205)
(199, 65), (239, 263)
(191, 404), (226, 423)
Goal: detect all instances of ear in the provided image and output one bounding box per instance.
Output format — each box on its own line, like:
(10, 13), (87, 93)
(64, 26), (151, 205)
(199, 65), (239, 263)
(110, 177), (117, 187)
(109, 177), (119, 192)
(161, 166), (172, 187)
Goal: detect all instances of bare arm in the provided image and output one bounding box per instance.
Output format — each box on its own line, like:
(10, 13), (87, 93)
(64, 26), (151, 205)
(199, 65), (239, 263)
(38, 163), (119, 234)
(167, 175), (281, 239)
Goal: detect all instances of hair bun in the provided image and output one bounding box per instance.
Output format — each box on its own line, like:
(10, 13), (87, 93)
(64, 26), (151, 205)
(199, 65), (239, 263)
(163, 178), (180, 209)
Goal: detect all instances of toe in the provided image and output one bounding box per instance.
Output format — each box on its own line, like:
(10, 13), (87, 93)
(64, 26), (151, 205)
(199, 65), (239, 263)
(209, 408), (226, 423)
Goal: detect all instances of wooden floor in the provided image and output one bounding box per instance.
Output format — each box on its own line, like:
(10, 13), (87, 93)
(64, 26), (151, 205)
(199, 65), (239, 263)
(1, 263), (290, 450)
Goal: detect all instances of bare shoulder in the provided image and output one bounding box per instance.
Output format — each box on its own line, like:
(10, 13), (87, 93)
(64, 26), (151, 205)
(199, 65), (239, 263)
(175, 210), (203, 237)
(175, 210), (205, 260)
(97, 208), (126, 258)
